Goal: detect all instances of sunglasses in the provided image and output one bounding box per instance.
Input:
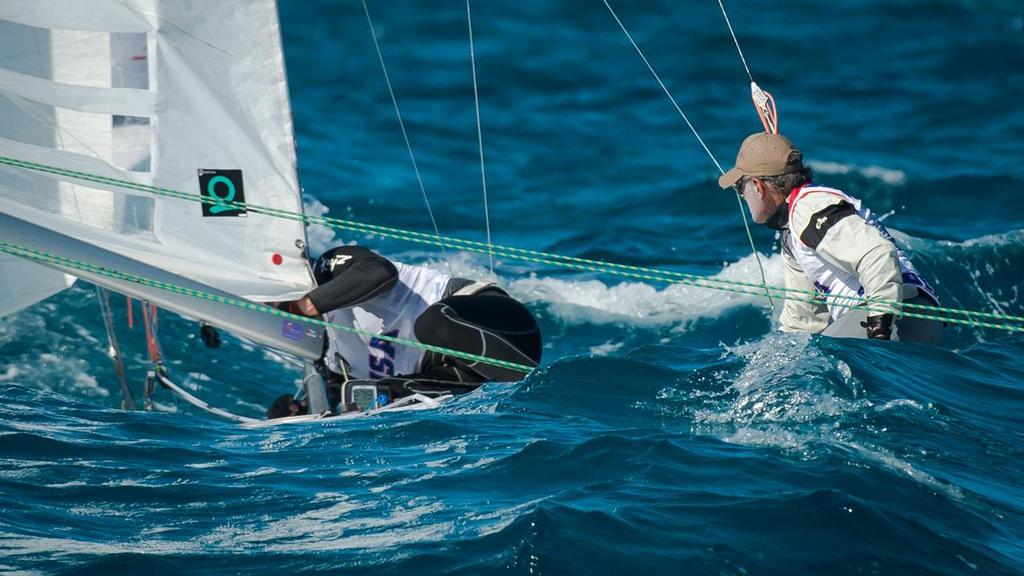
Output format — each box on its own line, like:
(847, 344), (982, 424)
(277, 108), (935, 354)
(734, 176), (748, 196)
(735, 176), (761, 196)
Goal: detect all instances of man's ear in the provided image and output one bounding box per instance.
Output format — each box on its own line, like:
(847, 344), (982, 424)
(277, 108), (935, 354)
(753, 178), (768, 198)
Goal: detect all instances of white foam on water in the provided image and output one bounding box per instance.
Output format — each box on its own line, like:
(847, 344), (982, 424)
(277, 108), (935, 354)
(874, 398), (926, 413)
(511, 252), (785, 330)
(468, 497), (548, 537)
(953, 229), (1023, 249)
(893, 228), (1024, 318)
(462, 456), (498, 470)
(99, 476), (194, 489)
(423, 437), (469, 455)
(185, 460), (228, 469)
(809, 160), (907, 185)
(43, 480), (88, 488)
(418, 251), (785, 331)
(368, 471), (437, 494)
(838, 439), (964, 501)
(589, 341), (624, 356)
(201, 496), (454, 553)
(304, 196), (340, 256)
(425, 456), (460, 468)
(233, 467), (278, 479)
(688, 333), (965, 500)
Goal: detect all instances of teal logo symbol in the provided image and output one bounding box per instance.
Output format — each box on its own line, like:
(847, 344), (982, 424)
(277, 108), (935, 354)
(198, 169), (246, 217)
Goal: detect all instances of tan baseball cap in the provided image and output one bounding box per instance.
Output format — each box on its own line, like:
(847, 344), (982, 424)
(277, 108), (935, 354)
(718, 132), (804, 189)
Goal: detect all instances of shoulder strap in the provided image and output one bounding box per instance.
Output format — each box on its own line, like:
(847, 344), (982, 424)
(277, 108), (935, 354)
(787, 185), (846, 223)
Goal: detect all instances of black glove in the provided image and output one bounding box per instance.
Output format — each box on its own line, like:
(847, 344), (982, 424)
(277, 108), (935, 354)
(200, 323), (221, 349)
(860, 313), (894, 340)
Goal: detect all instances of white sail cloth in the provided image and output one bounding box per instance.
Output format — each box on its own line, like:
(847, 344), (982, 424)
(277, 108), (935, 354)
(0, 254), (75, 319)
(0, 1), (314, 318)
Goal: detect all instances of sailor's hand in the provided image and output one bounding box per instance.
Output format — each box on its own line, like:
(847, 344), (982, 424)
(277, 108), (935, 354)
(860, 314), (894, 340)
(295, 297), (319, 316)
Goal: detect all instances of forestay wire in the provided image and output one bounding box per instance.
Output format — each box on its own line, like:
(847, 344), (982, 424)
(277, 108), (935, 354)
(361, 0), (452, 275)
(716, 0), (754, 82)
(716, 0), (779, 134)
(1, 155), (1022, 334)
(600, 0), (775, 310)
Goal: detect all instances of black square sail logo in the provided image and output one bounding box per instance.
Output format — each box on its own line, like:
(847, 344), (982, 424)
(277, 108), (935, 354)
(198, 169), (246, 217)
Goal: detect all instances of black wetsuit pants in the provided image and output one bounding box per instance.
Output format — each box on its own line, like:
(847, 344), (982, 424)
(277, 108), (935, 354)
(321, 289), (542, 405)
(412, 289), (542, 382)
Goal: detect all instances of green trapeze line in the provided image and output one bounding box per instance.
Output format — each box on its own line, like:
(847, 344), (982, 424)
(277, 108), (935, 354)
(0, 154), (820, 296)
(0, 241), (535, 374)
(3, 237), (1021, 335)
(0, 156), (999, 318)
(1, 155), (1018, 325)
(1, 154), (1022, 328)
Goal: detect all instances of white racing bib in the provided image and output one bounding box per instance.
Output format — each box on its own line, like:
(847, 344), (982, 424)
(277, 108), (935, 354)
(323, 263), (451, 379)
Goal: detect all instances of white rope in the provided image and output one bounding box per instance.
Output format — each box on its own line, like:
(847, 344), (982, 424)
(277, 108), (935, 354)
(716, 0), (755, 83)
(601, 0), (774, 309)
(361, 0), (452, 274)
(156, 372), (260, 424)
(466, 0), (495, 274)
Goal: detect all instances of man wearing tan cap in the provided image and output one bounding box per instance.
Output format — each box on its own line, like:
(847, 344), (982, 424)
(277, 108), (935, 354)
(719, 133), (943, 342)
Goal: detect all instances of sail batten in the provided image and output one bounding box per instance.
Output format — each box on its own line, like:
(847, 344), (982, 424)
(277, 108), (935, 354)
(0, 1), (155, 34)
(0, 67), (155, 117)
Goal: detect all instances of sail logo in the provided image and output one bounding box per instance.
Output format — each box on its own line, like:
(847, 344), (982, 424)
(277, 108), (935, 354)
(198, 169), (247, 217)
(281, 320), (305, 342)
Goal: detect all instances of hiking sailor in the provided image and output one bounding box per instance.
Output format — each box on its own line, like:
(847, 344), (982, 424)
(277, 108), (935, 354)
(267, 245), (542, 418)
(718, 132), (943, 342)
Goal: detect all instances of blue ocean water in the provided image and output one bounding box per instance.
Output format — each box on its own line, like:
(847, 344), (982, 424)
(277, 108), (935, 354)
(2, 0), (1024, 574)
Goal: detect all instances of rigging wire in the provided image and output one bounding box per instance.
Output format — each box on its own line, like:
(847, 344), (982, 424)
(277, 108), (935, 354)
(716, 0), (778, 134)
(96, 286), (137, 410)
(602, 0), (723, 173)
(361, 0), (452, 275)
(466, 0), (495, 275)
(716, 0), (754, 83)
(600, 0), (775, 309)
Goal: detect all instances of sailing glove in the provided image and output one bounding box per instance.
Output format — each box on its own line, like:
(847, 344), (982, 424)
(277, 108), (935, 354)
(861, 313), (894, 340)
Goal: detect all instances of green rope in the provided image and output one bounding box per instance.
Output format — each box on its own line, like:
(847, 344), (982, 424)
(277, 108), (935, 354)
(0, 240), (537, 374)
(1, 154), (1023, 332)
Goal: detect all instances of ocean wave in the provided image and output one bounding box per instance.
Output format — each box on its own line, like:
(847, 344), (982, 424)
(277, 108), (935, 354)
(412, 250), (784, 331)
(809, 160), (907, 185)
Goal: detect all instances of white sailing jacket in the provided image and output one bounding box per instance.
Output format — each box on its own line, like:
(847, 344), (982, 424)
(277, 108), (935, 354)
(322, 263), (452, 379)
(780, 184), (937, 333)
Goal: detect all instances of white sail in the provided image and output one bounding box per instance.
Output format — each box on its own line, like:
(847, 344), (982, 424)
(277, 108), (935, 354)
(0, 255), (75, 318)
(0, 212), (323, 360)
(0, 1), (314, 302)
